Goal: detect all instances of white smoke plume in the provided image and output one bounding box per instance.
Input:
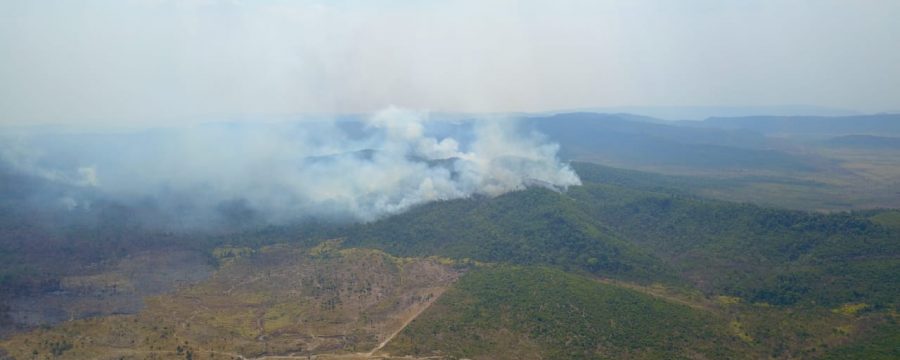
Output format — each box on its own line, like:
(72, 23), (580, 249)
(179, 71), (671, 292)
(1, 107), (580, 226)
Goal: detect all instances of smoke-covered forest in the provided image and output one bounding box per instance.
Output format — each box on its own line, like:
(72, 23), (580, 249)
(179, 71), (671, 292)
(2, 1), (899, 359)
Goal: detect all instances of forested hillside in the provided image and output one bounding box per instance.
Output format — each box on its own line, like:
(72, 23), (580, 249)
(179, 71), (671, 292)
(1, 156), (898, 359)
(321, 162), (900, 310)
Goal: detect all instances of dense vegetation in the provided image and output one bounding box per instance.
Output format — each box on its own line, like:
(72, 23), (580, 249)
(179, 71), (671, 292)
(343, 186), (674, 284)
(385, 266), (748, 359)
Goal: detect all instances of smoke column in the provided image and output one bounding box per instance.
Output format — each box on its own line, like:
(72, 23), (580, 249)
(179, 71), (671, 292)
(1, 107), (580, 226)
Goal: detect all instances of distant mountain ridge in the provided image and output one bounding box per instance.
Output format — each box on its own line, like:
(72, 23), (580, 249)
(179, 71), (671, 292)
(525, 112), (821, 172)
(546, 105), (860, 120)
(698, 114), (900, 136)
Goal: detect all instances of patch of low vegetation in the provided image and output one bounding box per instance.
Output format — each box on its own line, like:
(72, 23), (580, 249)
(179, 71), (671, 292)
(823, 320), (900, 360)
(869, 210), (900, 231)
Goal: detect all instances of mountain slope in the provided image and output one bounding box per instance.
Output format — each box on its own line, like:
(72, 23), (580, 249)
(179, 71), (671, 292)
(343, 187), (674, 284)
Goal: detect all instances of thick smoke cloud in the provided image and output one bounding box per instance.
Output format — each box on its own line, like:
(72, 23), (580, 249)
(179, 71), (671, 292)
(0, 108), (580, 227)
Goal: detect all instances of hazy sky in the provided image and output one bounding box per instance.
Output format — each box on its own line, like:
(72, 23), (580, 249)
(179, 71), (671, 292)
(1, 0), (898, 125)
